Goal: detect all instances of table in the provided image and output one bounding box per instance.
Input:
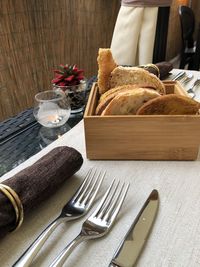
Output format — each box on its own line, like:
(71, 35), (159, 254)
(1, 69), (200, 267)
(0, 76), (96, 176)
(0, 111), (83, 176)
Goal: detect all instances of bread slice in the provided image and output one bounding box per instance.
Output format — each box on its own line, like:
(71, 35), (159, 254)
(110, 66), (165, 95)
(101, 88), (160, 116)
(96, 85), (157, 115)
(137, 94), (200, 115)
(97, 48), (117, 94)
(99, 83), (156, 103)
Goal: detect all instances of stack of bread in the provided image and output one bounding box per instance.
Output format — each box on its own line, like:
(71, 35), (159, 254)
(96, 48), (200, 116)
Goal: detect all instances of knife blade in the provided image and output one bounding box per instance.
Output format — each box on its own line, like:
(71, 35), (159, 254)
(171, 71), (185, 81)
(109, 189), (159, 267)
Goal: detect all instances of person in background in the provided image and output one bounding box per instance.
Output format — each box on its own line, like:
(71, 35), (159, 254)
(111, 0), (172, 66)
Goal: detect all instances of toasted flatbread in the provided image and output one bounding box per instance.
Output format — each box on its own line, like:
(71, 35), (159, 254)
(101, 88), (160, 116)
(99, 83), (156, 103)
(96, 85), (157, 115)
(97, 48), (117, 94)
(110, 66), (165, 95)
(137, 94), (200, 115)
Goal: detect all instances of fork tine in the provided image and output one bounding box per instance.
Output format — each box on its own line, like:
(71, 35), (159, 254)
(102, 182), (125, 220)
(104, 182), (130, 223)
(72, 168), (93, 202)
(97, 180), (120, 219)
(91, 179), (115, 218)
(195, 80), (200, 86)
(179, 76), (186, 82)
(76, 169), (98, 203)
(194, 78), (200, 85)
(81, 171), (106, 206)
(182, 76), (190, 84)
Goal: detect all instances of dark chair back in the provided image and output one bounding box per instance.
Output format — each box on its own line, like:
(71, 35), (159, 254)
(179, 5), (195, 48)
(192, 23), (200, 70)
(179, 5), (196, 69)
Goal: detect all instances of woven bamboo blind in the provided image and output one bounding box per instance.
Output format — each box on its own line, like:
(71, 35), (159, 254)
(0, 0), (120, 120)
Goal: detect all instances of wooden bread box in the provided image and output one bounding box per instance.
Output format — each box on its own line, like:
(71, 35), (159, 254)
(84, 81), (200, 160)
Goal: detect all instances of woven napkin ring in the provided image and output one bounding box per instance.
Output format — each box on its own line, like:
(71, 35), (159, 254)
(0, 184), (24, 231)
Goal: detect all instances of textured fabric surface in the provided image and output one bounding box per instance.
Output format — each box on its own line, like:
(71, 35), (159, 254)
(111, 6), (158, 66)
(156, 62), (173, 79)
(0, 146), (83, 237)
(1, 69), (200, 267)
(122, 0), (172, 7)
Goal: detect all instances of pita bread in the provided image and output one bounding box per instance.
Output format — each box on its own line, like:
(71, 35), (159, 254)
(110, 66), (165, 95)
(102, 88), (160, 116)
(137, 94), (200, 115)
(96, 85), (157, 115)
(99, 83), (156, 103)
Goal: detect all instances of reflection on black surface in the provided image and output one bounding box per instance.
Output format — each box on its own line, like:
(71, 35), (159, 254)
(0, 123), (41, 176)
(0, 114), (82, 176)
(39, 123), (71, 148)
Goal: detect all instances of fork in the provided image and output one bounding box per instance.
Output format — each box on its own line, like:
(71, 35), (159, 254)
(13, 169), (105, 267)
(49, 180), (130, 267)
(187, 78), (200, 98)
(180, 73), (194, 84)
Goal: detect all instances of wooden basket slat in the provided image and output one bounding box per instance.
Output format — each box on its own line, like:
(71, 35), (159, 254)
(84, 82), (200, 160)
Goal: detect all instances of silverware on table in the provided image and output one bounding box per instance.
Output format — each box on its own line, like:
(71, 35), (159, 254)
(13, 169), (105, 267)
(187, 78), (200, 98)
(171, 71), (186, 81)
(180, 73), (194, 84)
(49, 180), (130, 267)
(109, 189), (159, 267)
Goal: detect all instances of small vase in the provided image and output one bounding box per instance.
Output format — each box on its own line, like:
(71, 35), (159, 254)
(33, 90), (71, 128)
(53, 79), (87, 114)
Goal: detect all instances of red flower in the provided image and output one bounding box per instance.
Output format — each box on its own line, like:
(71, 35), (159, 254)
(65, 75), (74, 82)
(52, 64), (84, 86)
(57, 82), (66, 86)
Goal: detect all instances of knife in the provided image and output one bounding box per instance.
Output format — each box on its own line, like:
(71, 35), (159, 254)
(109, 189), (159, 267)
(171, 71), (185, 81)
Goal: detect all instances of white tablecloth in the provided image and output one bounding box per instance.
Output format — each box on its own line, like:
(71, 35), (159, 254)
(1, 69), (200, 267)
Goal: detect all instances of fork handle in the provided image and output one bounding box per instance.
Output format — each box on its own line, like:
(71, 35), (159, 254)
(13, 216), (66, 267)
(49, 234), (86, 267)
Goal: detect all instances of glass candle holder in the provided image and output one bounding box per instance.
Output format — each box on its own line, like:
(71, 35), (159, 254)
(53, 79), (87, 114)
(33, 90), (71, 128)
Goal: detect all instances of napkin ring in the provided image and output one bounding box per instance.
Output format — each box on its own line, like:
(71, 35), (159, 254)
(0, 184), (24, 231)
(146, 64), (160, 78)
(141, 64), (160, 78)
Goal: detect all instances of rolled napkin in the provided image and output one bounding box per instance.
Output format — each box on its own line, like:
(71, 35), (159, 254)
(155, 61), (173, 79)
(0, 146), (83, 237)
